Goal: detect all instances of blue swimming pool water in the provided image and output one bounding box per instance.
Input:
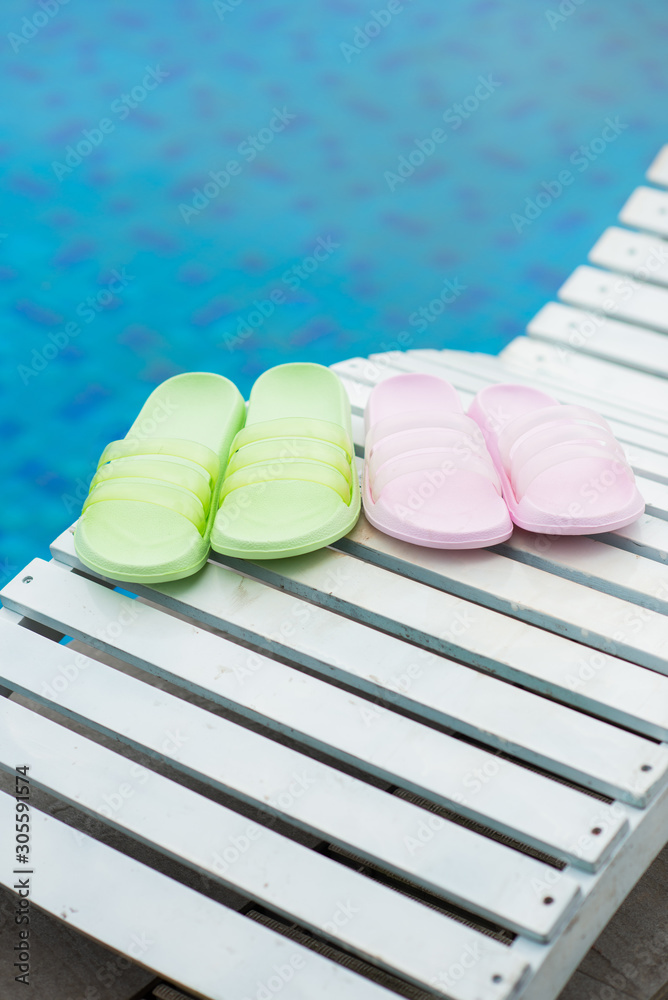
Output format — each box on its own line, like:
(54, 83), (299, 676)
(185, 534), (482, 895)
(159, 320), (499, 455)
(1, 0), (667, 577)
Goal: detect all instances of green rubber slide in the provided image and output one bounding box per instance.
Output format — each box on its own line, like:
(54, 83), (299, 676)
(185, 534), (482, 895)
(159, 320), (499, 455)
(211, 363), (361, 559)
(75, 372), (246, 583)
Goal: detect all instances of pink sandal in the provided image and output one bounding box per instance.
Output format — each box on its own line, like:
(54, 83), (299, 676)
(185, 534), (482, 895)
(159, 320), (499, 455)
(363, 374), (512, 548)
(468, 384), (645, 534)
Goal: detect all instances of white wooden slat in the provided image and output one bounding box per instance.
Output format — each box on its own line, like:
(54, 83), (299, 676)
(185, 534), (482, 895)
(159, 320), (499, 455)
(647, 145), (668, 187)
(588, 226), (668, 287)
(598, 513), (668, 564)
(328, 512), (668, 681)
(0, 621), (580, 942)
(0, 792), (395, 1000)
(620, 185), (668, 238)
(611, 475), (665, 522)
(45, 535), (668, 806)
(62, 548), (665, 820)
(44, 534), (668, 806)
(496, 528), (668, 614)
(529, 300), (668, 379)
(0, 557), (628, 871)
(421, 345), (668, 431)
(349, 432), (668, 653)
(558, 265), (668, 335)
(0, 696), (530, 999)
(335, 352), (668, 496)
(234, 505), (668, 739)
(497, 337), (668, 417)
(497, 338), (668, 426)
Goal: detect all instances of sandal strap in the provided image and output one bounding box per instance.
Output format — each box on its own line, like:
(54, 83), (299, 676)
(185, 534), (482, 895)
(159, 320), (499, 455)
(509, 423), (621, 472)
(90, 456), (212, 511)
(497, 405), (612, 474)
(230, 418), (353, 460)
(219, 459), (352, 505)
(221, 417), (355, 506)
(99, 437), (220, 481)
(82, 479), (207, 533)
(509, 425), (625, 497)
(366, 411), (483, 453)
(226, 437), (351, 483)
(368, 427), (487, 472)
(513, 443), (630, 499)
(87, 437), (220, 535)
(370, 448), (501, 502)
(496, 405), (629, 499)
(366, 413), (498, 501)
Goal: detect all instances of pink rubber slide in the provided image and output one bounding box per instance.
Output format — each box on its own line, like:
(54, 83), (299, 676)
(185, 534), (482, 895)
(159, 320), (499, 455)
(468, 384), (645, 534)
(362, 374), (513, 548)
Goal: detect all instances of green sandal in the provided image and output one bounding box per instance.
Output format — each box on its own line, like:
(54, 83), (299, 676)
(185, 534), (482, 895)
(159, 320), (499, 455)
(211, 363), (360, 559)
(75, 372), (246, 583)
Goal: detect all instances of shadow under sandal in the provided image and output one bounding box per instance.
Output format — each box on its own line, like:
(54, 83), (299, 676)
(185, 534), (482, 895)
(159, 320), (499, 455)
(468, 383), (646, 534)
(74, 372), (246, 583)
(362, 373), (512, 549)
(211, 362), (360, 559)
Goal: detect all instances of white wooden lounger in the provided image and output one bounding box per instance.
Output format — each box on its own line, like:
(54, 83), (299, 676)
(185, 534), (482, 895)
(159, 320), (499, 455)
(1, 148), (668, 1000)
